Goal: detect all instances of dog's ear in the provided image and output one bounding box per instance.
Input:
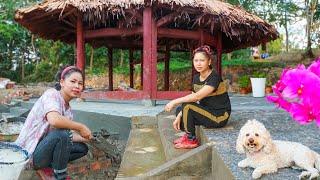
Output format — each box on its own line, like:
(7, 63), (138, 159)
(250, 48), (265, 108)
(262, 130), (273, 154)
(236, 130), (245, 154)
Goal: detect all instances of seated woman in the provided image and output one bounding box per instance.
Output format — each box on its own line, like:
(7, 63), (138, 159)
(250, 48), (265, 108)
(15, 66), (93, 180)
(164, 45), (231, 149)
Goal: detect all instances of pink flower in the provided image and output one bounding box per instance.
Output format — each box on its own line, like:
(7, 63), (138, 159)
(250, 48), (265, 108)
(307, 59), (320, 78)
(290, 103), (315, 124)
(266, 87), (292, 112)
(290, 97), (320, 127)
(275, 69), (290, 91)
(296, 64), (306, 70)
(267, 56), (320, 128)
(281, 69), (320, 101)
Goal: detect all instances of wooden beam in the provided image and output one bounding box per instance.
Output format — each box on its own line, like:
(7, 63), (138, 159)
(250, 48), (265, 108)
(125, 9), (143, 24)
(143, 7), (152, 99)
(157, 12), (180, 27)
(217, 31), (222, 76)
(68, 13), (77, 25)
(164, 45), (170, 91)
(151, 7), (158, 99)
(158, 28), (199, 39)
(204, 33), (217, 47)
(59, 8), (77, 21)
(84, 27), (143, 38)
(80, 90), (191, 100)
(62, 19), (76, 28)
(29, 9), (60, 21)
(156, 91), (191, 100)
(108, 48), (113, 91)
(129, 49), (134, 88)
(88, 39), (143, 49)
(140, 49), (143, 87)
(81, 91), (146, 100)
(158, 28), (217, 46)
(76, 13), (85, 74)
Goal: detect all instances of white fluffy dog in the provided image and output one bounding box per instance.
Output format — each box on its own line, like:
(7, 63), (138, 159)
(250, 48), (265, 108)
(236, 119), (320, 179)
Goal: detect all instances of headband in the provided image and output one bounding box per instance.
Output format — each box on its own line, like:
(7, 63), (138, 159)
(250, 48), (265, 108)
(61, 66), (81, 79)
(193, 45), (212, 55)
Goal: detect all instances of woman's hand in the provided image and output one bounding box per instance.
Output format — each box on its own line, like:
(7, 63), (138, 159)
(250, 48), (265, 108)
(79, 124), (93, 140)
(73, 132), (90, 143)
(165, 100), (176, 112)
(173, 117), (182, 131)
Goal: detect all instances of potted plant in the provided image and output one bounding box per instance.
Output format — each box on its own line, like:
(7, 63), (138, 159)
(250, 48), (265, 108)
(265, 78), (273, 94)
(238, 75), (250, 94)
(250, 72), (266, 97)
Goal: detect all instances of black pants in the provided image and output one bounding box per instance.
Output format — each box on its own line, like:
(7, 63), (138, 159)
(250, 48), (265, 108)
(176, 102), (230, 136)
(33, 129), (88, 179)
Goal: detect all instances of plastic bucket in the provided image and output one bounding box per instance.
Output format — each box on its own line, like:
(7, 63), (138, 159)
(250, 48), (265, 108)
(250, 78), (266, 97)
(0, 142), (29, 180)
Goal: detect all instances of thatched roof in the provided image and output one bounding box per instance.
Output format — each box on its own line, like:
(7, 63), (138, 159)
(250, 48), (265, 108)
(15, 0), (279, 53)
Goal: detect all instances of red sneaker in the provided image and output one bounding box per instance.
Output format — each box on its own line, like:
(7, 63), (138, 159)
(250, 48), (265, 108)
(36, 167), (54, 180)
(174, 138), (199, 149)
(173, 134), (187, 144)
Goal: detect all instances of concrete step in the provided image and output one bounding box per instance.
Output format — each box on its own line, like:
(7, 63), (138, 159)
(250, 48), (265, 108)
(141, 143), (213, 179)
(116, 128), (166, 179)
(157, 114), (191, 161)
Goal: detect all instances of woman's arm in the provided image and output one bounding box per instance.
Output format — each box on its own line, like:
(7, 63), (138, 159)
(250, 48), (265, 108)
(165, 85), (215, 112)
(46, 111), (92, 140)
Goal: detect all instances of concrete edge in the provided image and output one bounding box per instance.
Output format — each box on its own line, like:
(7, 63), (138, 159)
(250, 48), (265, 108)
(199, 127), (236, 180)
(140, 142), (213, 179)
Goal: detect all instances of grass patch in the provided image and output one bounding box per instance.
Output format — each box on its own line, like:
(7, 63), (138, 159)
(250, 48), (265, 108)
(222, 58), (286, 68)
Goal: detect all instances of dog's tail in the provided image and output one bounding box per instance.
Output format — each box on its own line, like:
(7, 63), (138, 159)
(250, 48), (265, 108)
(315, 153), (320, 171)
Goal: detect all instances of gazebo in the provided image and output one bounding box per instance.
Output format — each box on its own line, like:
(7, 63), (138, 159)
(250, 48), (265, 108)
(15, 0), (278, 101)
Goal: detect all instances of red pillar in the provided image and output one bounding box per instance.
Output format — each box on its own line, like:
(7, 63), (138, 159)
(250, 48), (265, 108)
(151, 9), (157, 99)
(164, 45), (170, 91)
(217, 31), (222, 76)
(191, 29), (204, 88)
(108, 48), (113, 91)
(129, 49), (134, 88)
(143, 7), (153, 99)
(76, 13), (85, 74)
(140, 49), (143, 87)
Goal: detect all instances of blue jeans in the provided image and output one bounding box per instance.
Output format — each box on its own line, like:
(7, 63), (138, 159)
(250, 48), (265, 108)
(33, 129), (88, 180)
